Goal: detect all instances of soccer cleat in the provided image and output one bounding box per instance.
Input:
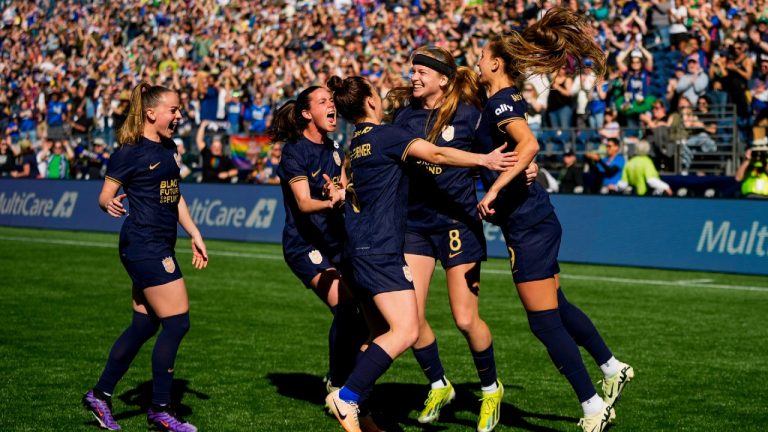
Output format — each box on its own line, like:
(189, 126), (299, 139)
(147, 407), (197, 432)
(417, 380), (456, 424)
(600, 363), (635, 407)
(359, 412), (386, 432)
(82, 390), (121, 430)
(326, 389), (361, 432)
(477, 380), (504, 432)
(578, 403), (615, 432)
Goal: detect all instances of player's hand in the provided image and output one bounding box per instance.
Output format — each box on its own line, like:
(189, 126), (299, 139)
(191, 234), (208, 270)
(106, 194), (127, 218)
(524, 161), (539, 186)
(477, 189), (498, 219)
(323, 174), (345, 208)
(483, 143), (518, 171)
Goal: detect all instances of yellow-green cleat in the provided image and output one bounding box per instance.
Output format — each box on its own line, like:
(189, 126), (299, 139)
(600, 363), (635, 407)
(476, 380), (504, 432)
(417, 380), (456, 424)
(578, 403), (614, 432)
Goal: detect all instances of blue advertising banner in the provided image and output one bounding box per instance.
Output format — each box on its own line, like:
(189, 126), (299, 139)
(1, 180), (766, 276)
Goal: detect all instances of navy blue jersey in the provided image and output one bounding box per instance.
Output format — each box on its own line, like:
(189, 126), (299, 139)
(475, 86), (554, 228)
(344, 123), (418, 257)
(394, 103), (482, 232)
(277, 135), (345, 258)
(105, 137), (181, 261)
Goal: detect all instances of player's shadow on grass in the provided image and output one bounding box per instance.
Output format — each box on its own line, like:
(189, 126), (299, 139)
(85, 379), (209, 425)
(267, 373), (576, 432)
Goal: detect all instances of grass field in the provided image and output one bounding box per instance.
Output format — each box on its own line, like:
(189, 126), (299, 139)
(1, 225), (766, 432)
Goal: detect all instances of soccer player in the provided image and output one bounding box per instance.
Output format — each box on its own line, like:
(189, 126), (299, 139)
(324, 75), (519, 432)
(82, 82), (208, 432)
(473, 8), (634, 432)
(387, 46), (533, 431)
(270, 86), (366, 404)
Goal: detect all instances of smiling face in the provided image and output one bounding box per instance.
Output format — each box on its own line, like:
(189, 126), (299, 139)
(147, 91), (182, 140)
(411, 64), (446, 104)
(302, 87), (337, 133)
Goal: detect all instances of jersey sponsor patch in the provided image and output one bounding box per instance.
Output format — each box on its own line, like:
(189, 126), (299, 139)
(441, 125), (455, 142)
(162, 256), (176, 273)
(494, 104), (515, 116)
(403, 265), (413, 282)
(333, 151), (341, 166)
(308, 249), (323, 265)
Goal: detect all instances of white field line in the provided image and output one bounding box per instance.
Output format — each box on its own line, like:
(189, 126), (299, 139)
(1, 235), (766, 293)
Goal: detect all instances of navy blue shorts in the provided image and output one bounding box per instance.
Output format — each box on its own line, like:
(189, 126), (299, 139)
(121, 255), (183, 290)
(502, 212), (561, 284)
(404, 222), (487, 268)
(347, 254), (415, 297)
(284, 247), (341, 289)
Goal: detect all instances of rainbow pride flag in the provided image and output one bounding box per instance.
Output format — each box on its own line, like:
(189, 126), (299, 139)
(229, 135), (270, 169)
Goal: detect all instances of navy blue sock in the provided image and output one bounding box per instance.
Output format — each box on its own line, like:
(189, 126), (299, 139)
(471, 342), (498, 387)
(96, 312), (159, 395)
(558, 289), (613, 366)
(412, 339), (446, 384)
(344, 342), (393, 402)
(332, 300), (368, 386)
(328, 305), (339, 385)
(527, 309), (596, 402)
(151, 313), (190, 406)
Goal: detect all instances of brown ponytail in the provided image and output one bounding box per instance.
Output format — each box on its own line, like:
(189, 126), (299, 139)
(116, 82), (174, 146)
(327, 75), (372, 124)
(267, 86), (323, 142)
(488, 7), (606, 83)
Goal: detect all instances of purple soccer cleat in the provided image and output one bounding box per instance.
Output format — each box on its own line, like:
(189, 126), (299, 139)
(82, 390), (121, 430)
(147, 407), (198, 432)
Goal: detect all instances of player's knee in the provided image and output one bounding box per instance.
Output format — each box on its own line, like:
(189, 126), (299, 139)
(452, 312), (478, 335)
(161, 312), (190, 338)
(526, 309), (561, 340)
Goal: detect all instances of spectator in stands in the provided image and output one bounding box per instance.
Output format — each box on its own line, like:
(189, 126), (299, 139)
(196, 120), (237, 183)
(618, 140), (672, 196)
(46, 91), (68, 143)
(668, 0), (690, 50)
(674, 54), (709, 106)
(640, 100), (674, 170)
(735, 147), (768, 198)
(547, 65), (575, 130)
(253, 142), (281, 185)
(522, 82), (545, 138)
(11, 140), (40, 179)
(69, 105), (92, 148)
(617, 46), (654, 132)
(43, 140), (74, 179)
(0, 137), (16, 177)
(721, 36), (753, 126)
(599, 107), (621, 140)
(558, 150), (584, 194)
(586, 137), (626, 194)
(244, 92), (272, 135)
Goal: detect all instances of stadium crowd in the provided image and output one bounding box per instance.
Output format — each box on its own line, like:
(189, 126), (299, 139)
(0, 0), (766, 197)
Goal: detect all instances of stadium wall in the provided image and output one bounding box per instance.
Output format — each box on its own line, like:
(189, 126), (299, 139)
(1, 179), (766, 276)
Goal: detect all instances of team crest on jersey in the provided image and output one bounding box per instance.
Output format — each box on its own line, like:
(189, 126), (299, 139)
(308, 249), (323, 265)
(162, 256), (176, 273)
(333, 151), (342, 166)
(403, 265), (413, 282)
(441, 125), (455, 142)
(174, 153), (182, 169)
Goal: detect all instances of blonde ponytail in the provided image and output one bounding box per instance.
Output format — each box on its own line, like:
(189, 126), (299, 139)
(116, 82), (173, 146)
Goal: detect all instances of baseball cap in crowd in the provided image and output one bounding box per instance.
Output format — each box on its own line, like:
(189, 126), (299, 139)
(93, 137), (106, 147)
(630, 50), (643, 59)
(563, 149), (576, 157)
